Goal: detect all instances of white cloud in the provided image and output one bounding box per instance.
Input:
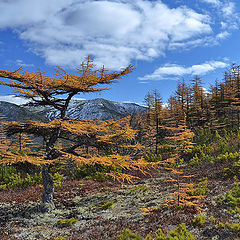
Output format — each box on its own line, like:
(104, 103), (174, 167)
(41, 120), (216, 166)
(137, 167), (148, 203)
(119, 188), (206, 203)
(201, 0), (221, 6)
(216, 31), (230, 40)
(16, 60), (34, 67)
(139, 81), (149, 84)
(139, 60), (228, 81)
(202, 87), (211, 95)
(222, 2), (235, 17)
(0, 0), (238, 70)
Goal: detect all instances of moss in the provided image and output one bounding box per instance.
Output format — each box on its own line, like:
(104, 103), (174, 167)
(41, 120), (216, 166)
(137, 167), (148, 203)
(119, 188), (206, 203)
(99, 201), (114, 210)
(130, 185), (150, 193)
(54, 237), (68, 240)
(56, 218), (78, 228)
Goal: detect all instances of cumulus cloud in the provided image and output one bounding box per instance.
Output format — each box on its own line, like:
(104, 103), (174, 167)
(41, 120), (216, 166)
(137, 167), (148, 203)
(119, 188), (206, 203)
(201, 0), (221, 6)
(139, 61), (228, 81)
(0, 0), (238, 69)
(16, 60), (34, 68)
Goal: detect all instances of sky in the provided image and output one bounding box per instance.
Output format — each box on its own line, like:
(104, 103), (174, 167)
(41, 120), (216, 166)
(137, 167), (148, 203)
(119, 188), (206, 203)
(0, 0), (240, 105)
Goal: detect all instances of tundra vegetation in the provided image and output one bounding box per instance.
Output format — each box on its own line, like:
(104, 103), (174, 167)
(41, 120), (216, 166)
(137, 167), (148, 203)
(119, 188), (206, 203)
(1, 62), (240, 239)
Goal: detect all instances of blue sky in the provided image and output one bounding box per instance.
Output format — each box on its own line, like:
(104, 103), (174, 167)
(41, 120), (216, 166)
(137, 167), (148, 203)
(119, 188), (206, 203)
(0, 0), (240, 105)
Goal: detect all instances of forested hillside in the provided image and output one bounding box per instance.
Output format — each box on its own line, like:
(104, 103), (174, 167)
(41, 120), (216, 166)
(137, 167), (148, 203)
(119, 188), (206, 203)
(1, 62), (240, 240)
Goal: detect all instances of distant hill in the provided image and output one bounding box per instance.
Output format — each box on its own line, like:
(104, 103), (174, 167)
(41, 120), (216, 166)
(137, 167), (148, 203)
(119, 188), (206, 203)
(0, 98), (146, 122)
(0, 101), (47, 122)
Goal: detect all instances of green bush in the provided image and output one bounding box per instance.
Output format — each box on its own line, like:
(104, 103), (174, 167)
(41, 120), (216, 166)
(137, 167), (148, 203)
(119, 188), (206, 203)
(118, 223), (194, 240)
(0, 165), (16, 182)
(187, 178), (209, 197)
(202, 154), (215, 164)
(71, 164), (111, 182)
(217, 221), (240, 231)
(145, 152), (162, 162)
(56, 218), (78, 228)
(189, 154), (201, 167)
(193, 128), (213, 145)
(118, 228), (142, 240)
(130, 185), (149, 193)
(187, 144), (214, 156)
(217, 182), (240, 207)
(98, 201), (114, 210)
(54, 237), (68, 240)
(225, 159), (240, 178)
(217, 152), (240, 163)
(192, 215), (206, 227)
(50, 172), (64, 188)
(0, 171), (42, 190)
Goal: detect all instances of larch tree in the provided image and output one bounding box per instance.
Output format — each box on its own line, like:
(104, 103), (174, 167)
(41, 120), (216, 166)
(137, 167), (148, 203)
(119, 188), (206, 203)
(0, 57), (149, 211)
(143, 90), (163, 155)
(162, 116), (196, 208)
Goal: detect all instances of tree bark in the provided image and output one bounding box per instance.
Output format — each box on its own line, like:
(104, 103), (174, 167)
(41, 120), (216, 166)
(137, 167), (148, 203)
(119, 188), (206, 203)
(41, 164), (55, 212)
(40, 129), (61, 212)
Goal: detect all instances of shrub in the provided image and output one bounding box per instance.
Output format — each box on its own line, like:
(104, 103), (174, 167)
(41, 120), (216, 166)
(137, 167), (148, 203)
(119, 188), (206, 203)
(54, 237), (68, 240)
(50, 172), (64, 188)
(217, 152), (240, 163)
(189, 154), (201, 167)
(118, 223), (195, 240)
(99, 201), (114, 210)
(210, 216), (216, 224)
(130, 185), (149, 193)
(217, 221), (240, 231)
(71, 164), (111, 182)
(224, 159), (240, 177)
(192, 215), (206, 227)
(0, 171), (42, 190)
(216, 182), (240, 207)
(118, 228), (142, 240)
(145, 152), (162, 162)
(56, 218), (78, 228)
(187, 178), (209, 197)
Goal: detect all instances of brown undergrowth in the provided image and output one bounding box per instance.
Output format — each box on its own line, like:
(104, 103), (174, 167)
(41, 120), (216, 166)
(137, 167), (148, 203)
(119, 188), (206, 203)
(0, 166), (239, 240)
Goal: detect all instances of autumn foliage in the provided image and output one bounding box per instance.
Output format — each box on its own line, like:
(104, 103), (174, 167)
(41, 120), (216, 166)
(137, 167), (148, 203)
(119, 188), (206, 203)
(0, 57), (151, 210)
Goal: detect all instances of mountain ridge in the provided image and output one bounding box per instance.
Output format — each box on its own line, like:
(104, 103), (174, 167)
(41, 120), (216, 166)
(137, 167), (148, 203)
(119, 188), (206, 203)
(0, 98), (146, 122)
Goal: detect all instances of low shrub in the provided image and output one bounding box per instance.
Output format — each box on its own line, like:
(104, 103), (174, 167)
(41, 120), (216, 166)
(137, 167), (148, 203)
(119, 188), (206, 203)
(216, 182), (240, 207)
(98, 201), (114, 210)
(187, 178), (209, 197)
(56, 218), (78, 228)
(192, 215), (206, 227)
(118, 223), (195, 240)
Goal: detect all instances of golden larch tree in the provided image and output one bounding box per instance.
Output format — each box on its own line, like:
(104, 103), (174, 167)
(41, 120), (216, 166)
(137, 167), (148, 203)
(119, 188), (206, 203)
(0, 57), (149, 211)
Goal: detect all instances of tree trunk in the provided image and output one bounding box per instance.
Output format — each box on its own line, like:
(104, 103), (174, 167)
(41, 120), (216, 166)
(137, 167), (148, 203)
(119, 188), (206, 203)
(41, 164), (55, 212)
(40, 131), (60, 212)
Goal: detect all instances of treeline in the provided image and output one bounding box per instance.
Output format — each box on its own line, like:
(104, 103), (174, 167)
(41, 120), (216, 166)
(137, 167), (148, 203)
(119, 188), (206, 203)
(132, 65), (240, 155)
(168, 65), (240, 130)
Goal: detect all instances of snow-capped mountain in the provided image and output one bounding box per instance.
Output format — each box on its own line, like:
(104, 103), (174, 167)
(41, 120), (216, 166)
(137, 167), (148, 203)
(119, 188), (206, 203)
(27, 98), (146, 121)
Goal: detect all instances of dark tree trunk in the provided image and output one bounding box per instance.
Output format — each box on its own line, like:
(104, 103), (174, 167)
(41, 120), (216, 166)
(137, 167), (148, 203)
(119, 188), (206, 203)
(40, 128), (61, 212)
(41, 164), (55, 212)
(40, 98), (73, 212)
